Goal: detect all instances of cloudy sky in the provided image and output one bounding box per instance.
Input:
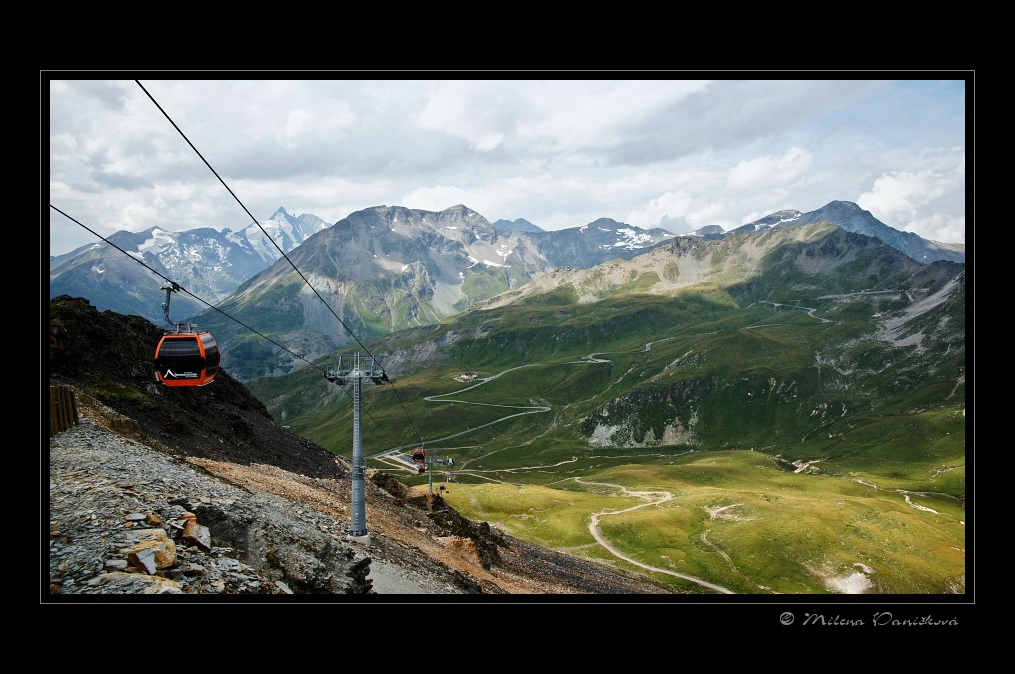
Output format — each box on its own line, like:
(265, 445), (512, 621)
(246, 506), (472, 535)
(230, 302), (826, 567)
(48, 77), (967, 257)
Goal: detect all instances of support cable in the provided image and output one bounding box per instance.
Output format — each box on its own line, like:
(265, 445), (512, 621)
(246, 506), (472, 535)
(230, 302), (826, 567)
(135, 80), (428, 449)
(135, 80), (374, 357)
(55, 82), (430, 450)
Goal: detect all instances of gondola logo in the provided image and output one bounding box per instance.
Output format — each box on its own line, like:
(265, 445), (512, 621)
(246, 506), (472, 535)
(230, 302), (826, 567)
(164, 369), (198, 379)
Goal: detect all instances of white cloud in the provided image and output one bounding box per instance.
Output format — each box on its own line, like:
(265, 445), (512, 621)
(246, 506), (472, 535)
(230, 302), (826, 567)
(413, 80), (710, 156)
(626, 190), (727, 233)
(726, 147), (813, 191)
(48, 78), (968, 255)
(402, 184), (474, 213)
(857, 149), (965, 242)
(283, 109), (313, 148)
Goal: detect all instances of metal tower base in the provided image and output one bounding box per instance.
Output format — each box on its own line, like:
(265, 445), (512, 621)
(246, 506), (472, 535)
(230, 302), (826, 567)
(346, 533), (372, 546)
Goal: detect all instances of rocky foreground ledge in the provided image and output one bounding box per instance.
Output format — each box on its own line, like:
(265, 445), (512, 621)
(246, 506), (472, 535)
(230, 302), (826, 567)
(48, 417), (383, 595)
(48, 412), (672, 598)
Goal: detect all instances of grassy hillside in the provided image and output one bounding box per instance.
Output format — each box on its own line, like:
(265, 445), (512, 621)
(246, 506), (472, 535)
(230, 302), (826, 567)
(440, 452), (964, 594)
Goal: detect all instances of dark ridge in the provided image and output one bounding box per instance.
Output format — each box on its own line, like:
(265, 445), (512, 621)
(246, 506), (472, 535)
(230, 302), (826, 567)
(48, 294), (346, 480)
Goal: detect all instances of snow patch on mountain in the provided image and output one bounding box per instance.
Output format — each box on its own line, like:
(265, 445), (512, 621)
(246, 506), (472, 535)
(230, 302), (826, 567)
(613, 227), (666, 250)
(138, 228), (177, 254)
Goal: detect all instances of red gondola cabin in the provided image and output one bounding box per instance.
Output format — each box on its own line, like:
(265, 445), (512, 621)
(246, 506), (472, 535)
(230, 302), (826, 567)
(411, 448), (426, 474)
(154, 331), (220, 387)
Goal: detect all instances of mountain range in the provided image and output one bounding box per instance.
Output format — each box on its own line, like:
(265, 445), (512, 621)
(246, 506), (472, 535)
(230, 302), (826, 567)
(49, 200), (965, 383)
(722, 201), (966, 264)
(260, 219), (966, 450)
(194, 205), (682, 380)
(49, 208), (328, 325)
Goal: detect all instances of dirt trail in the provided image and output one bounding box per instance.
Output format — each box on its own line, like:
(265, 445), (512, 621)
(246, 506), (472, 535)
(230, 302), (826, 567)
(576, 478), (734, 594)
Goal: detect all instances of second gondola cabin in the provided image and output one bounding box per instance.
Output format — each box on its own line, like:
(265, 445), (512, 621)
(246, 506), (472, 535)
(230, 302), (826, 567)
(154, 330), (220, 387)
(411, 448), (426, 473)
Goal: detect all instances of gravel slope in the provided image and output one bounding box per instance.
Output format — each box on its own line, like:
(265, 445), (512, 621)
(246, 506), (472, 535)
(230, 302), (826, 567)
(47, 390), (672, 598)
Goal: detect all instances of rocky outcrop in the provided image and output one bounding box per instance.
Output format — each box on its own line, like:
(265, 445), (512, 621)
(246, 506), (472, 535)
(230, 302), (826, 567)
(49, 417), (375, 595)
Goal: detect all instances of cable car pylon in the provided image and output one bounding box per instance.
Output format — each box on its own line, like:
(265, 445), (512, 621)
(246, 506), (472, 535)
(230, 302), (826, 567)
(326, 352), (389, 544)
(425, 455), (454, 495)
